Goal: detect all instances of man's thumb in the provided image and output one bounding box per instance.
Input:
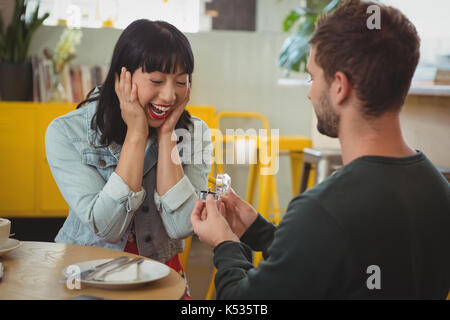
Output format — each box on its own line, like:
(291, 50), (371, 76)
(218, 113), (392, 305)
(205, 194), (219, 215)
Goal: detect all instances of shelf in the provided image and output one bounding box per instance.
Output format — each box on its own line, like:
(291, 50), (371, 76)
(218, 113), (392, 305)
(277, 78), (310, 87)
(277, 79), (450, 97)
(408, 82), (450, 97)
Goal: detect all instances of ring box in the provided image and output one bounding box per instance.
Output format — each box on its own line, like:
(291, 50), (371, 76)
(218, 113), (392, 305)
(198, 173), (231, 202)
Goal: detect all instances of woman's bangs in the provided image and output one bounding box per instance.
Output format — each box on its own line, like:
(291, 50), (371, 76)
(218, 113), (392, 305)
(142, 47), (192, 75)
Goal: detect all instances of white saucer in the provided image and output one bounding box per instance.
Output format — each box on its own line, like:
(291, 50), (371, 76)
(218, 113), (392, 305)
(0, 238), (21, 256)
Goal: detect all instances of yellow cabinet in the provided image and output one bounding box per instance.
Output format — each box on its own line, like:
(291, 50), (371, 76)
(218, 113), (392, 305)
(0, 102), (75, 217)
(0, 103), (219, 218)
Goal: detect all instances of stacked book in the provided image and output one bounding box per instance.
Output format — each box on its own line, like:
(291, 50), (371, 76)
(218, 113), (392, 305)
(31, 55), (108, 103)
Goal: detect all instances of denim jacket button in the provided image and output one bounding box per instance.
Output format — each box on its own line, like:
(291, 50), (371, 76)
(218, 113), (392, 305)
(145, 235), (152, 242)
(142, 205), (149, 212)
(98, 159), (106, 167)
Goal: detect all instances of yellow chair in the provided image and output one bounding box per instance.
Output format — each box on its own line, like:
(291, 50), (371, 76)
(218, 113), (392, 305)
(204, 135), (314, 299)
(205, 268), (218, 300)
(199, 110), (314, 298)
(214, 113), (313, 222)
(214, 112), (313, 268)
(214, 111), (270, 175)
(186, 105), (217, 130)
(186, 105), (221, 190)
(214, 111), (278, 218)
(204, 175), (219, 300)
(204, 111), (277, 299)
(179, 106), (217, 273)
(250, 135), (313, 267)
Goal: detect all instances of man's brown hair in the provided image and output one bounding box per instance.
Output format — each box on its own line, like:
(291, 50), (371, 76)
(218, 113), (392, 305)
(309, 0), (420, 117)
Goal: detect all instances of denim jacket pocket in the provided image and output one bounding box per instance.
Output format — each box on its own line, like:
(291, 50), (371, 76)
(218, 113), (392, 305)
(82, 150), (118, 181)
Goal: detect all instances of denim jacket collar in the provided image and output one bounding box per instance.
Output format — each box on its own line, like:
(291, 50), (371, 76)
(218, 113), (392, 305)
(85, 100), (158, 176)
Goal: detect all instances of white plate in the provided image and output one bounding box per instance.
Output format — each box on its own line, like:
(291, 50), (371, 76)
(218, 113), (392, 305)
(62, 258), (170, 290)
(0, 238), (20, 256)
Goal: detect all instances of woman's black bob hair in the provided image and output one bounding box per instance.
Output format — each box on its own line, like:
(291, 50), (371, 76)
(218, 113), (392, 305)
(78, 19), (194, 146)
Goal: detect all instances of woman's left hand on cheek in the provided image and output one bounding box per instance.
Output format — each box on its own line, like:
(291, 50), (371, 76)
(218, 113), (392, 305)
(157, 84), (191, 137)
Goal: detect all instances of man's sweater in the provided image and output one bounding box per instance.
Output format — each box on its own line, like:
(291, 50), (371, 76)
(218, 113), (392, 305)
(214, 151), (450, 299)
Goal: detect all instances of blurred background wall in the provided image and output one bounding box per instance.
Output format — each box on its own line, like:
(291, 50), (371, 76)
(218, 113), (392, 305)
(24, 0), (450, 212)
(27, 0), (312, 210)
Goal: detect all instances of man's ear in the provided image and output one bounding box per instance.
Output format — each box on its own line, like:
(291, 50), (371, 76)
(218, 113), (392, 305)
(332, 71), (351, 106)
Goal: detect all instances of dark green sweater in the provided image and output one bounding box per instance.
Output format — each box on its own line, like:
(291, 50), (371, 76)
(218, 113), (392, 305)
(213, 151), (450, 299)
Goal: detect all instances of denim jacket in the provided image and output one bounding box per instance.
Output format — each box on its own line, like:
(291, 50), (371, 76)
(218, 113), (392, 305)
(45, 100), (212, 262)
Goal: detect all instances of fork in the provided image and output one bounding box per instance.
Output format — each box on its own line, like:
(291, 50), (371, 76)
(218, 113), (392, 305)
(83, 256), (134, 281)
(93, 257), (145, 282)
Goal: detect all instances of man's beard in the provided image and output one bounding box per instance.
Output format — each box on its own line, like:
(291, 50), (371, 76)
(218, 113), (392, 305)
(316, 91), (340, 138)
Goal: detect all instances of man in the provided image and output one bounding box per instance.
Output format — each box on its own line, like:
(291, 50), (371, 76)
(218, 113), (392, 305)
(191, 0), (450, 299)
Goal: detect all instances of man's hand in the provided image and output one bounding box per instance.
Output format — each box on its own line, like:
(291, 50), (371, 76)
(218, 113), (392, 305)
(191, 195), (239, 247)
(218, 188), (258, 238)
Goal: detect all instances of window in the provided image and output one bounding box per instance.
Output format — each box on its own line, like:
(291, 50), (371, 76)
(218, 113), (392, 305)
(28, 0), (202, 32)
(382, 0), (450, 38)
(382, 0), (450, 66)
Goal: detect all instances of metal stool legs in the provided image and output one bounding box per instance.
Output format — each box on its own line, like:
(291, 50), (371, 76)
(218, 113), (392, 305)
(299, 148), (343, 194)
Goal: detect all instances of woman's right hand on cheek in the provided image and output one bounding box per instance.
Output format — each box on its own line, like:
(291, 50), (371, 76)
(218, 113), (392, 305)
(114, 67), (148, 138)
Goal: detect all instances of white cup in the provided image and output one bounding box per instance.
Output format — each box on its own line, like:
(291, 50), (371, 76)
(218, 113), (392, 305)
(0, 218), (11, 247)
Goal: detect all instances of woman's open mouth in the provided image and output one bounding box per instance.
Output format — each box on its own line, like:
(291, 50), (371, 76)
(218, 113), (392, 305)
(148, 103), (171, 120)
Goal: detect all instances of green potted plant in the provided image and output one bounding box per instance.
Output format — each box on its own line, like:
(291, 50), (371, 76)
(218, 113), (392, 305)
(278, 0), (340, 77)
(0, 0), (49, 101)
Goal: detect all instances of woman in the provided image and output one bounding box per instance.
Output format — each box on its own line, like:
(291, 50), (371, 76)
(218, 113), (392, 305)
(45, 20), (212, 282)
